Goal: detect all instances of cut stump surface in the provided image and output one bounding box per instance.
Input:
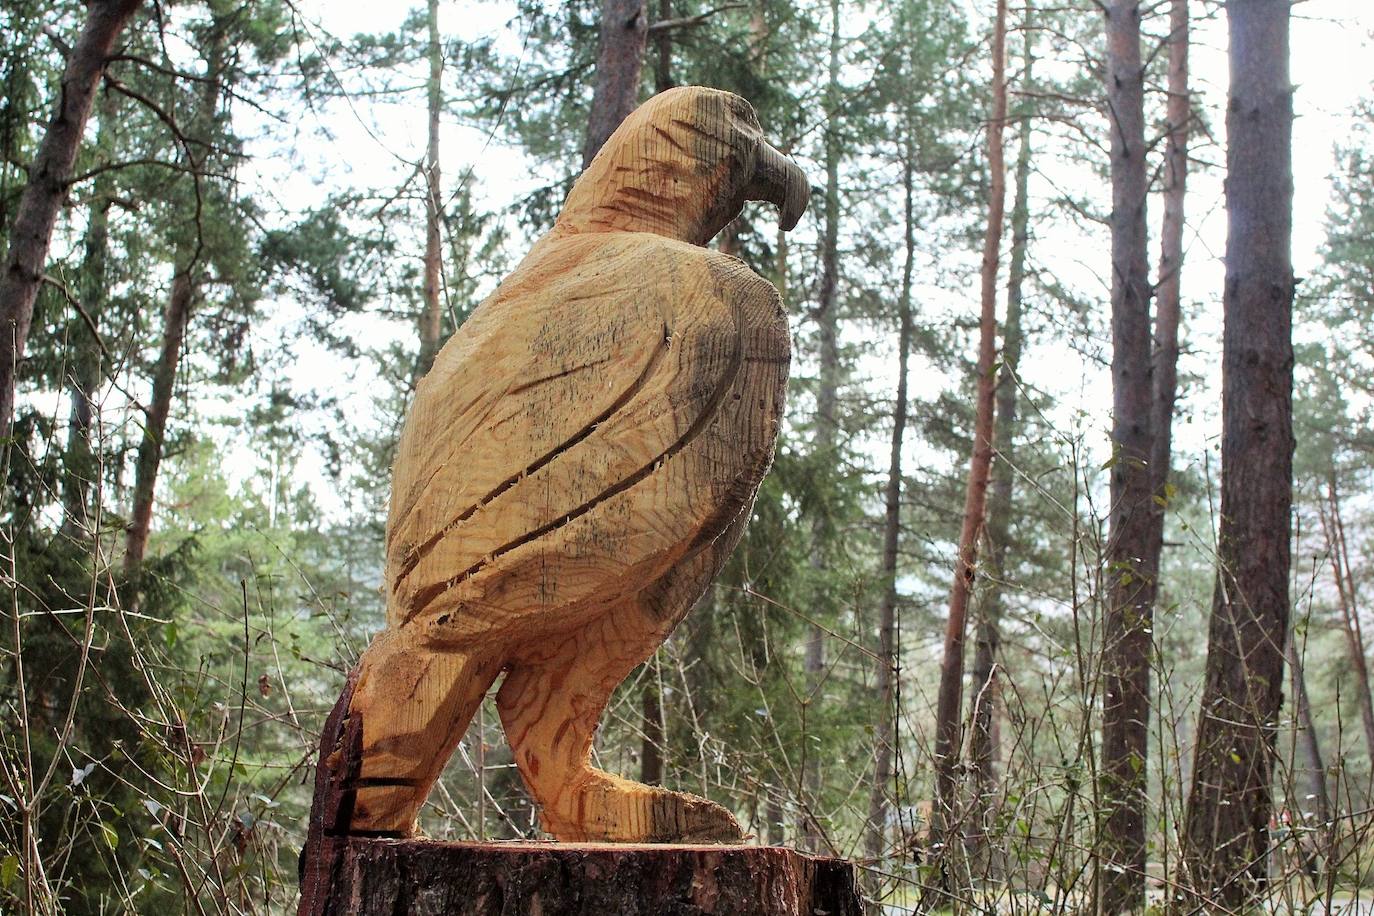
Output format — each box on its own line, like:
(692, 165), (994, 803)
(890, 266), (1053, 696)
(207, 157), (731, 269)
(298, 837), (863, 916)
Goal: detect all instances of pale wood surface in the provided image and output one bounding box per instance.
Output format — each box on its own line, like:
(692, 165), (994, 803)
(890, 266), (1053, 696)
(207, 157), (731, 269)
(327, 87), (806, 844)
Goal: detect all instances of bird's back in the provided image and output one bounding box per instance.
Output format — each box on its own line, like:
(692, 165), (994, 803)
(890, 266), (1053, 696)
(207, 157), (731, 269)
(384, 232), (788, 644)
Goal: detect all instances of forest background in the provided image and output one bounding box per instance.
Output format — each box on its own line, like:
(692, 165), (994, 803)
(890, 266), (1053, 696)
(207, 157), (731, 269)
(1, 0), (1373, 912)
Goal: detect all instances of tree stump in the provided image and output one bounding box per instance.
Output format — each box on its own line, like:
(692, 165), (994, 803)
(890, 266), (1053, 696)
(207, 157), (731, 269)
(298, 837), (863, 916)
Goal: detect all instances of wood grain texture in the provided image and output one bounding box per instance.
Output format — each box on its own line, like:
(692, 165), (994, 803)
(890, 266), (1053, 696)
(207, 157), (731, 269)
(301, 839), (862, 916)
(328, 87), (807, 844)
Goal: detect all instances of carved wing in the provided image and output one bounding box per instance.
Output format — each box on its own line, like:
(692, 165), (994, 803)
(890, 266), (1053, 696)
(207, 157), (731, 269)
(385, 235), (786, 640)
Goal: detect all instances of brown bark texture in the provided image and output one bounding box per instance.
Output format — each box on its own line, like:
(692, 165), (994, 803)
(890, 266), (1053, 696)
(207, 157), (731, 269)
(0, 0), (143, 439)
(640, 666), (664, 785)
(930, 0), (1006, 869)
(1179, 0), (1294, 908)
(123, 270), (192, 589)
(299, 837), (862, 916)
(1149, 0), (1189, 500)
(1097, 1), (1156, 910)
(582, 0), (648, 168)
(653, 0), (674, 93)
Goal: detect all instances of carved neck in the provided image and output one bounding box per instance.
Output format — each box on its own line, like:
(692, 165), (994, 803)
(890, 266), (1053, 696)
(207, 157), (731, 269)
(555, 158), (737, 247)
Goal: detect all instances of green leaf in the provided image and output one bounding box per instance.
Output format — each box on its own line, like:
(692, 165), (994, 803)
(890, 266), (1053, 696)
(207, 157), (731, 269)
(1, 854), (17, 889)
(99, 822), (118, 850)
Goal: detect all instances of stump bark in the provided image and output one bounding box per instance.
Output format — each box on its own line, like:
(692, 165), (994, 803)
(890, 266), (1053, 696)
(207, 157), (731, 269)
(298, 837), (863, 916)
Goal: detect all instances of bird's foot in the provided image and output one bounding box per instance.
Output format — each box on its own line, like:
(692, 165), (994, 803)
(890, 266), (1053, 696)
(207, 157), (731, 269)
(541, 769), (744, 844)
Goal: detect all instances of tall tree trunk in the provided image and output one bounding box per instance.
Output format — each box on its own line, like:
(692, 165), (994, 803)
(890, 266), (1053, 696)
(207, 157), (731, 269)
(866, 135), (915, 884)
(62, 91), (118, 537)
(639, 664), (664, 785)
(767, 216), (788, 852)
(417, 0), (443, 380)
(1150, 0), (1189, 502)
(124, 27), (225, 602)
(0, 0), (143, 439)
(653, 0), (673, 93)
(1318, 477), (1374, 762)
(800, 0), (843, 853)
(1287, 629), (1331, 828)
(1179, 1), (1294, 908)
(1097, 1), (1155, 910)
(582, 0), (647, 168)
(929, 0), (1006, 880)
(967, 22), (1034, 862)
(123, 270), (193, 594)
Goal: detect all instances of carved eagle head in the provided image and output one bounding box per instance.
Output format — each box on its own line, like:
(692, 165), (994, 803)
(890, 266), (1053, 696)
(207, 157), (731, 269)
(557, 86), (808, 246)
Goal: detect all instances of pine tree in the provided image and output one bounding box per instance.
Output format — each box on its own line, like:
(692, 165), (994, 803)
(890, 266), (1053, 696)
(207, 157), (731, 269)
(1180, 1), (1295, 905)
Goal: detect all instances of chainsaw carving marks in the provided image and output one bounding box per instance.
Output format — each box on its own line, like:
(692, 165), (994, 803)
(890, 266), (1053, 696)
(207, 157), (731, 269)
(327, 86), (807, 844)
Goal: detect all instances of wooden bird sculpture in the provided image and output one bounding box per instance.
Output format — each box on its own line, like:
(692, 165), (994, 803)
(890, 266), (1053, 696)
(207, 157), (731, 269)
(317, 87), (807, 847)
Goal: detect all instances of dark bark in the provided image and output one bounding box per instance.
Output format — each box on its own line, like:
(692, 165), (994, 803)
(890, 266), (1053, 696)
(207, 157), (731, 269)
(968, 25), (1034, 857)
(301, 837), (862, 916)
(1179, 1), (1294, 908)
(0, 0), (143, 439)
(1150, 0), (1189, 502)
(653, 0), (673, 93)
(799, 0), (843, 854)
(582, 0), (648, 168)
(929, 0), (1006, 884)
(1097, 1), (1155, 910)
(640, 662), (664, 785)
(865, 136), (914, 879)
(123, 270), (193, 590)
(417, 0), (443, 379)
(1287, 630), (1331, 829)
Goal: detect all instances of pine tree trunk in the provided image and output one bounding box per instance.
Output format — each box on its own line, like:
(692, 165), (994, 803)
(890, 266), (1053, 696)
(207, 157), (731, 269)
(0, 0), (143, 439)
(768, 217), (788, 852)
(1179, 2), (1294, 907)
(1287, 630), (1331, 828)
(929, 0), (1006, 886)
(417, 0), (443, 380)
(653, 0), (673, 93)
(582, 0), (647, 168)
(640, 662), (664, 785)
(800, 0), (843, 853)
(865, 139), (914, 886)
(124, 26), (225, 601)
(1150, 0), (1189, 500)
(124, 270), (193, 591)
(1097, 1), (1156, 910)
(1319, 478), (1374, 763)
(967, 23), (1034, 864)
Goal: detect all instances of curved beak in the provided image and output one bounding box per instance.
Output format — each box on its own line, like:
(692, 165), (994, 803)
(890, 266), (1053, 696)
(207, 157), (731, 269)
(745, 141), (809, 232)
